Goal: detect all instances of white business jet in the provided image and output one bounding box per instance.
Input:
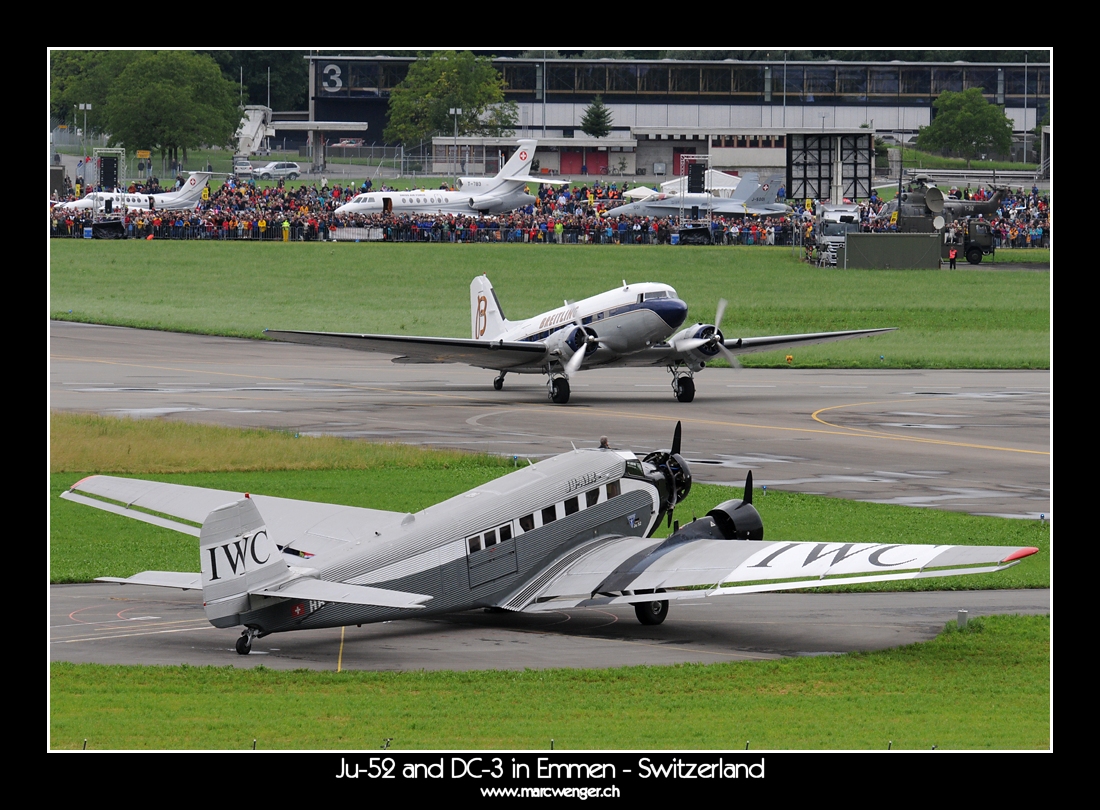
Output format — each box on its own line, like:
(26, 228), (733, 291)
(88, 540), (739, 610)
(64, 423), (1036, 655)
(57, 172), (213, 213)
(266, 276), (894, 404)
(334, 140), (550, 217)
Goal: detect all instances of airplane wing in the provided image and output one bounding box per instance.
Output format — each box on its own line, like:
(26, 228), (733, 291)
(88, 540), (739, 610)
(610, 327), (896, 367)
(265, 330), (548, 370)
(504, 534), (1038, 612)
(62, 475), (411, 556)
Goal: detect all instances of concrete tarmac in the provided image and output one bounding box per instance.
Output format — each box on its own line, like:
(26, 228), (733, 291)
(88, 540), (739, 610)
(50, 320), (1050, 518)
(51, 582), (1049, 671)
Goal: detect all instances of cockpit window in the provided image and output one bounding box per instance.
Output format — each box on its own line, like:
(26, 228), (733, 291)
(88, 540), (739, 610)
(625, 460), (644, 478)
(644, 291), (668, 300)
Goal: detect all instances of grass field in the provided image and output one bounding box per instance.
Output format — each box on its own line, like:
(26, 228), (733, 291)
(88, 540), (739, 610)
(49, 241), (1050, 369)
(50, 614), (1049, 750)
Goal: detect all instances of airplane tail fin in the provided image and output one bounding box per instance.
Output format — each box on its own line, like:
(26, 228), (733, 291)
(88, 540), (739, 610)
(494, 140), (538, 181)
(175, 172), (213, 207)
(744, 173), (784, 206)
(728, 173), (760, 204)
(199, 496), (286, 627)
(471, 275), (510, 340)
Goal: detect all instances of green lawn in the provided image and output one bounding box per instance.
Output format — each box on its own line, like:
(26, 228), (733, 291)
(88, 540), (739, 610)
(49, 241), (1050, 369)
(50, 614), (1050, 750)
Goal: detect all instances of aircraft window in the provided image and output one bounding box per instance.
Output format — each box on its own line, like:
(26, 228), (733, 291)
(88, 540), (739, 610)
(586, 488), (600, 508)
(637, 294), (644, 303)
(484, 528), (497, 547)
(564, 496), (579, 516)
(499, 524), (512, 543)
(644, 291), (667, 300)
(625, 460), (644, 478)
(607, 480), (621, 498)
(519, 514), (535, 532)
(468, 536), (482, 553)
(542, 505), (557, 525)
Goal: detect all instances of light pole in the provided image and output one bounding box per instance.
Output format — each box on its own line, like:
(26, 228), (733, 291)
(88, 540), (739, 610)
(78, 103), (91, 184)
(450, 107), (462, 187)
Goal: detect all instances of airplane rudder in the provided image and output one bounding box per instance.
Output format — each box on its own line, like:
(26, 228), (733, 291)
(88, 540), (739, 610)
(470, 275), (506, 340)
(199, 497), (284, 624)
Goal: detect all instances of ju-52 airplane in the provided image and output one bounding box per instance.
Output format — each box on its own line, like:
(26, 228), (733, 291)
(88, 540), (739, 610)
(266, 276), (895, 404)
(63, 423), (1037, 655)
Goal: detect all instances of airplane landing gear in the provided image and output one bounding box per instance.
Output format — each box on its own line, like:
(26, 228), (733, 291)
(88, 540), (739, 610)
(548, 376), (571, 404)
(670, 370), (696, 403)
(493, 373), (506, 391)
(635, 599), (669, 625)
(235, 628), (259, 655)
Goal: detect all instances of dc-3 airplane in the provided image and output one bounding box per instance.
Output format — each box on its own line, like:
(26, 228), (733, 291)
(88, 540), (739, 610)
(334, 139), (557, 217)
(64, 423), (1037, 655)
(265, 276), (895, 404)
(606, 173), (792, 219)
(57, 172), (213, 213)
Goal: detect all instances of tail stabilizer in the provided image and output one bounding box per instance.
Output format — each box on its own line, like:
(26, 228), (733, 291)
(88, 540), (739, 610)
(470, 275), (510, 340)
(461, 140), (538, 192)
(200, 496), (286, 626)
(495, 139), (538, 180)
(744, 173), (784, 207)
(174, 171), (213, 205)
(728, 173), (760, 204)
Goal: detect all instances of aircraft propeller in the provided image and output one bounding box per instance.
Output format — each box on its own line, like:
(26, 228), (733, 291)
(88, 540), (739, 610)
(643, 421), (692, 527)
(563, 304), (603, 378)
(670, 299), (740, 366)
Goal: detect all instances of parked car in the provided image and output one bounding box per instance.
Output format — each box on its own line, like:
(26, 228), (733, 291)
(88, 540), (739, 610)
(254, 161), (301, 180)
(232, 157), (253, 180)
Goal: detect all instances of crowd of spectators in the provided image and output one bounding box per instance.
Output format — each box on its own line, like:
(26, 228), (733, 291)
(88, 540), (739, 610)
(49, 174), (1050, 250)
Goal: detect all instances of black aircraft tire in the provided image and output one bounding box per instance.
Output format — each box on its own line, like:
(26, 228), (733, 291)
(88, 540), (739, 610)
(235, 635), (251, 655)
(675, 377), (696, 403)
(550, 378), (571, 404)
(967, 247), (983, 265)
(635, 600), (669, 625)
(493, 377), (504, 391)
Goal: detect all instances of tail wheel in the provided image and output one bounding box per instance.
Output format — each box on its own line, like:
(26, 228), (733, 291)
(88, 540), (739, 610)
(235, 634), (252, 655)
(635, 599), (669, 625)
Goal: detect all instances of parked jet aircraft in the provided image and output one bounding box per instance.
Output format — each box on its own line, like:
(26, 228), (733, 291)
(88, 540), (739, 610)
(334, 140), (552, 217)
(57, 172), (213, 213)
(266, 276), (894, 404)
(606, 173), (791, 219)
(64, 423), (1037, 655)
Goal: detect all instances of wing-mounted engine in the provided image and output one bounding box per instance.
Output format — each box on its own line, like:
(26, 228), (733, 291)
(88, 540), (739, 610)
(640, 421), (692, 530)
(545, 324), (601, 376)
(706, 470), (763, 540)
(668, 323), (726, 369)
(669, 299), (738, 369)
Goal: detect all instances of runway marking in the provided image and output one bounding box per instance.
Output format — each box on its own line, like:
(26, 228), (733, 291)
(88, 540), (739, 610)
(54, 354), (1048, 457)
(810, 398), (1050, 456)
(52, 624), (215, 643)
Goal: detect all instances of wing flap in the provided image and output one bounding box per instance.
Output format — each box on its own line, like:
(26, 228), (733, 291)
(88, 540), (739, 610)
(265, 330), (547, 370)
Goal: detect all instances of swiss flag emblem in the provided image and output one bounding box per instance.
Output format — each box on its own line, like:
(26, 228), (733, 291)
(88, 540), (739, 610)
(292, 602), (305, 617)
(519, 150), (528, 161)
